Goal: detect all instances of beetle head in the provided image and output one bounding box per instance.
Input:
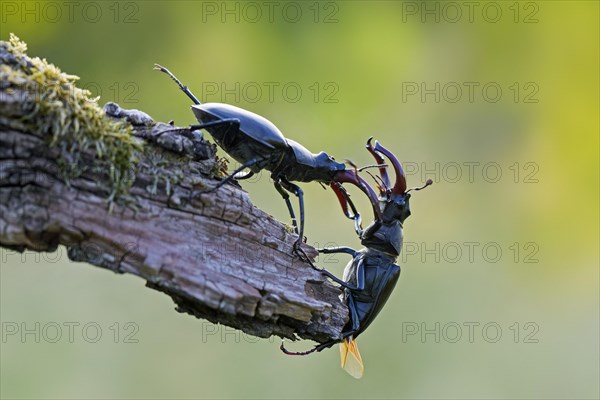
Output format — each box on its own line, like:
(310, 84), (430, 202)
(315, 151), (346, 174)
(381, 192), (411, 223)
(286, 140), (346, 181)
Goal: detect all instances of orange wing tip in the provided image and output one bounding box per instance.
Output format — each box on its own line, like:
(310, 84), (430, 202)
(339, 338), (364, 379)
(340, 338), (349, 366)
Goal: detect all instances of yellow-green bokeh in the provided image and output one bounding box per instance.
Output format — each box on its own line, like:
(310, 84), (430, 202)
(1, 1), (598, 399)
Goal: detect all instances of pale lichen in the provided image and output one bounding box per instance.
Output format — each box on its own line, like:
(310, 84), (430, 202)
(0, 34), (141, 202)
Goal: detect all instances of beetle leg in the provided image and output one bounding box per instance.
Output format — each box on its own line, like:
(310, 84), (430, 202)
(312, 246), (356, 282)
(279, 296), (359, 356)
(315, 268), (349, 287)
(278, 178), (305, 254)
(198, 158), (259, 194)
(340, 268), (365, 291)
(273, 181), (299, 235)
(348, 198), (363, 236)
(354, 258), (366, 291)
(280, 337), (339, 356)
(315, 248), (363, 290)
(314, 272), (361, 291)
(318, 246), (357, 257)
(319, 258), (364, 291)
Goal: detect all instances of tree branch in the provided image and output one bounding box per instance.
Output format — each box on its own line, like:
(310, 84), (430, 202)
(0, 37), (347, 344)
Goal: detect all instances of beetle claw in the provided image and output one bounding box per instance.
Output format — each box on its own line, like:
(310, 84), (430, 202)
(280, 339), (322, 356)
(293, 241), (319, 267)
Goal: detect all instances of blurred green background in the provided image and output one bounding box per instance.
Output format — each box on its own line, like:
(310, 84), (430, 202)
(1, 1), (598, 399)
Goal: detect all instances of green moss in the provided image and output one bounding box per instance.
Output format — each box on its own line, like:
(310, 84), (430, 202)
(0, 34), (141, 203)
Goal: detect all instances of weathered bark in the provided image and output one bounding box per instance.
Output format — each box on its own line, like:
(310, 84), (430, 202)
(0, 45), (347, 343)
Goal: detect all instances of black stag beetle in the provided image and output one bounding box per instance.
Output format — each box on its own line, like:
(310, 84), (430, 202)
(154, 64), (379, 256)
(281, 138), (432, 379)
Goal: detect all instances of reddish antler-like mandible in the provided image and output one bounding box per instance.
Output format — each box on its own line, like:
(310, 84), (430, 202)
(329, 183), (363, 235)
(366, 137), (390, 192)
(334, 169), (383, 221)
(371, 140), (407, 195)
(330, 183), (358, 220)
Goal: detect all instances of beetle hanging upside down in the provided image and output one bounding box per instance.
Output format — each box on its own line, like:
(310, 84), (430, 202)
(152, 64), (431, 378)
(281, 138), (432, 379)
(153, 64), (383, 258)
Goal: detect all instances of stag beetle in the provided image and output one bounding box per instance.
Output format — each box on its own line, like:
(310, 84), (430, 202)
(281, 139), (432, 379)
(154, 64), (379, 255)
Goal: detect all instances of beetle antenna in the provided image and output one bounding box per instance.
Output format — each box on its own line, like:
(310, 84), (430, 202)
(365, 170), (385, 193)
(357, 163), (389, 193)
(357, 163), (388, 172)
(344, 159), (358, 170)
(154, 63), (202, 105)
(406, 179), (433, 193)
